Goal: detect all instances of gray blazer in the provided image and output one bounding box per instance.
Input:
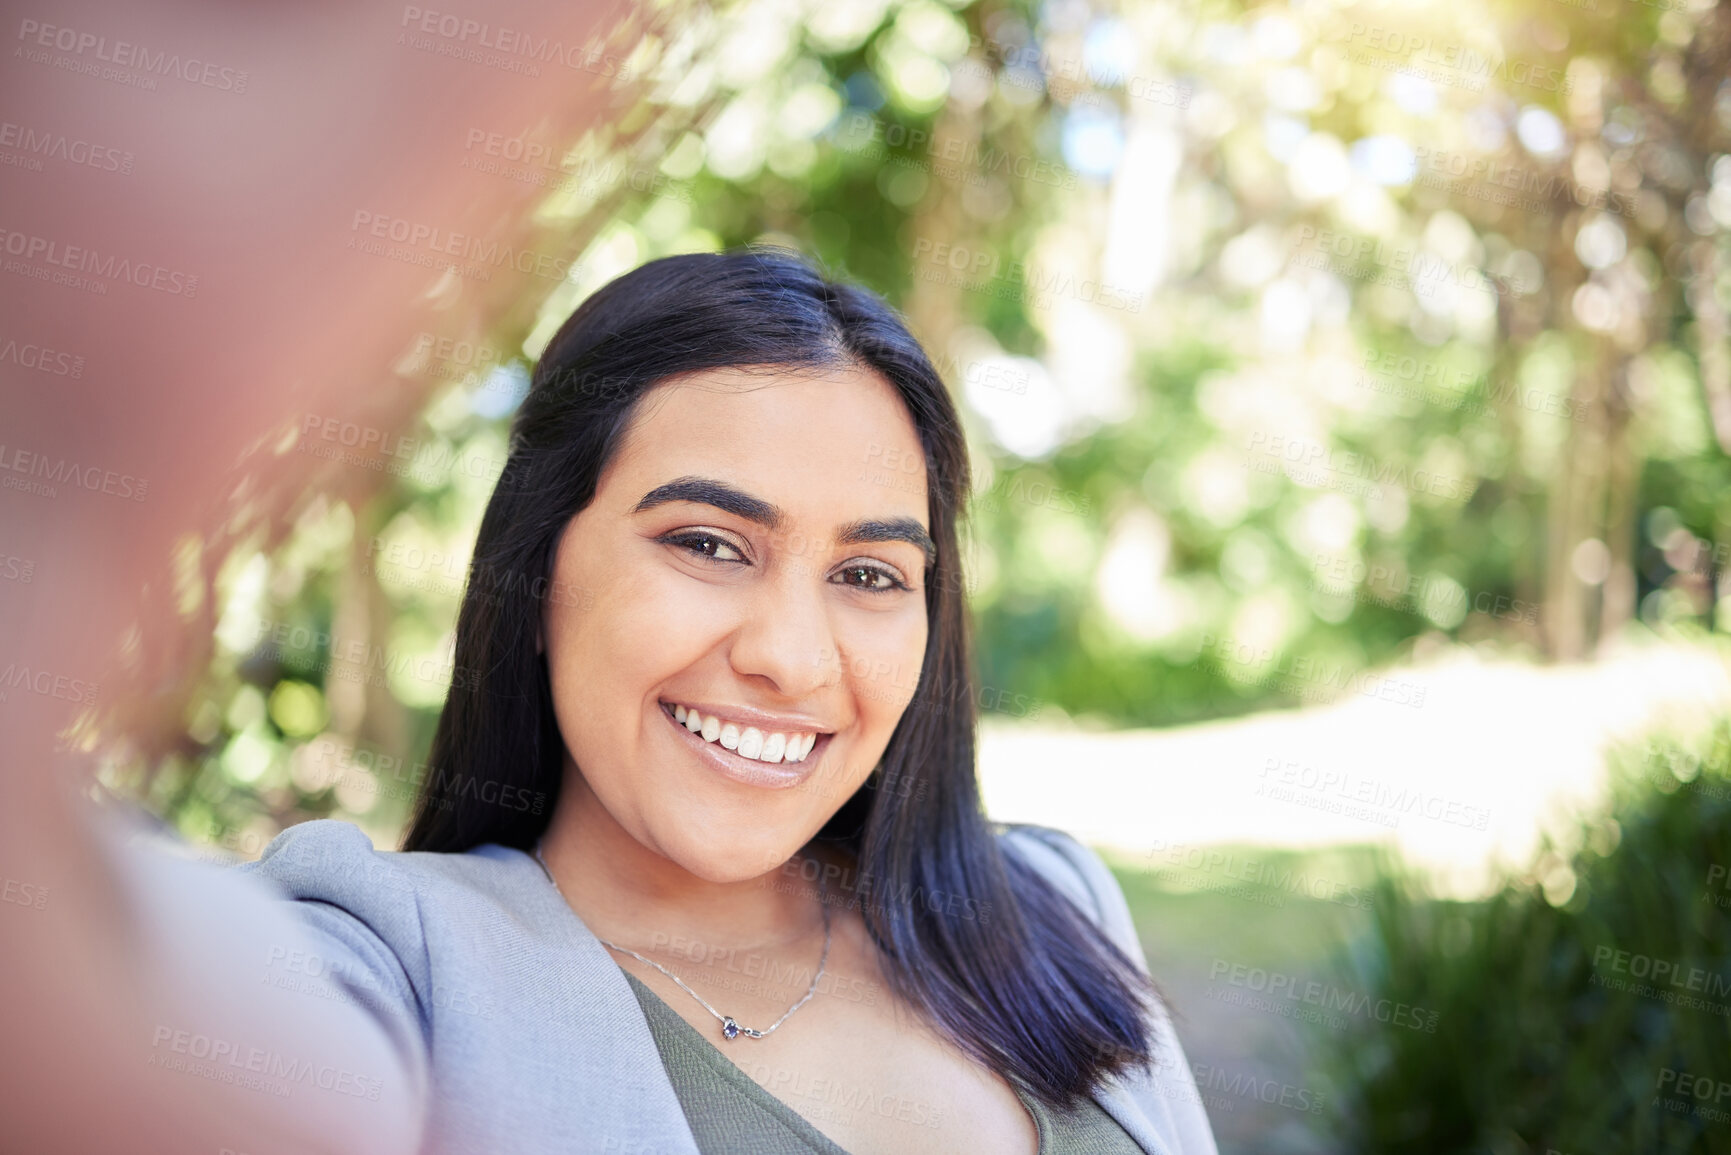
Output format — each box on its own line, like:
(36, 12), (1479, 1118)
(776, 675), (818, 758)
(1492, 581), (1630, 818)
(118, 816), (1217, 1154)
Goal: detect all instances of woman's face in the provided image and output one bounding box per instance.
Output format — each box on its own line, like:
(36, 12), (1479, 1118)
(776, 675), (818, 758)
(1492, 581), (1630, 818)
(542, 363), (933, 882)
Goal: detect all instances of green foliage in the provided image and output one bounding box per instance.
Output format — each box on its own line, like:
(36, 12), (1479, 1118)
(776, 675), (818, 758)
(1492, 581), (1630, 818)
(1324, 720), (1731, 1153)
(121, 0), (1731, 845)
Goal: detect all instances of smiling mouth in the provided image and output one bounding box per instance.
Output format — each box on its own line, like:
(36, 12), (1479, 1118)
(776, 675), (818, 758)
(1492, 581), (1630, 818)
(658, 700), (828, 767)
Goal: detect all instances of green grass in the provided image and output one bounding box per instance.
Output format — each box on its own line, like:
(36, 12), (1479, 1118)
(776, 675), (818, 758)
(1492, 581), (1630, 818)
(1099, 721), (1731, 1154)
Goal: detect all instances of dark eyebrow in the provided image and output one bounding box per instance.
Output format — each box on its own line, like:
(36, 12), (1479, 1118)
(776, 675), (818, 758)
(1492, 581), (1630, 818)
(633, 476), (936, 567)
(633, 476), (783, 530)
(835, 518), (936, 569)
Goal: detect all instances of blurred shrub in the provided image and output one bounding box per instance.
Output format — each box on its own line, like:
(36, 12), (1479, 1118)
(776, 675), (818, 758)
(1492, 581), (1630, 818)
(1324, 718), (1731, 1154)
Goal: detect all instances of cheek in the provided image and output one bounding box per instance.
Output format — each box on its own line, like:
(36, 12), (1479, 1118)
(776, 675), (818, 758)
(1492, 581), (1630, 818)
(552, 534), (717, 671)
(838, 608), (927, 720)
(544, 560), (720, 760)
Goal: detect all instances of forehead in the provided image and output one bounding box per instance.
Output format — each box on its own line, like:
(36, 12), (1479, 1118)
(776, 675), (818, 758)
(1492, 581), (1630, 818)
(605, 363), (930, 524)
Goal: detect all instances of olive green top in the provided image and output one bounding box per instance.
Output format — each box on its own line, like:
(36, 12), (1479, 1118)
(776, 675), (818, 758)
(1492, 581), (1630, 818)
(621, 970), (1145, 1155)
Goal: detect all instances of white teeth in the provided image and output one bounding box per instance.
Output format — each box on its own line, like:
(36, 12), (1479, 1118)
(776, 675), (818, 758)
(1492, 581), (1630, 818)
(667, 703), (818, 766)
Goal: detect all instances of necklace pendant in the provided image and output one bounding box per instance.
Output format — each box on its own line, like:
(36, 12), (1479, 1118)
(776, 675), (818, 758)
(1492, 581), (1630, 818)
(721, 1017), (740, 1041)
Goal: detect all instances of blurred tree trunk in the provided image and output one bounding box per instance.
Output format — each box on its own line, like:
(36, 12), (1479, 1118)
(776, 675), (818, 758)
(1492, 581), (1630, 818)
(1688, 240), (1731, 456)
(1493, 278), (1545, 628)
(1599, 360), (1639, 645)
(1543, 349), (1604, 661)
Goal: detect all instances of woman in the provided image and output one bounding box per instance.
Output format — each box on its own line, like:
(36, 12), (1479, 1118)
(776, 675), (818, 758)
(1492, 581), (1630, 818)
(226, 249), (1215, 1153)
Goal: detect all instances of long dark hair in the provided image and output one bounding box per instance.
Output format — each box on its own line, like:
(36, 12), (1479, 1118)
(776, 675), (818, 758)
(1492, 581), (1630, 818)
(402, 248), (1161, 1108)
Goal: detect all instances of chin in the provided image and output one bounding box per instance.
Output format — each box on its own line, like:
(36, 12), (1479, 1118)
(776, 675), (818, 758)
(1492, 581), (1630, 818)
(650, 812), (820, 884)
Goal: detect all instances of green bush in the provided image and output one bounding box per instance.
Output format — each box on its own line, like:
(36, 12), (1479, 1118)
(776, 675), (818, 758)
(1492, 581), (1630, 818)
(1324, 719), (1731, 1154)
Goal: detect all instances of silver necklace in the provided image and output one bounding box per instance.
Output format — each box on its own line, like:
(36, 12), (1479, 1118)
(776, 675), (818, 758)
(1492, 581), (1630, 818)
(532, 841), (832, 1042)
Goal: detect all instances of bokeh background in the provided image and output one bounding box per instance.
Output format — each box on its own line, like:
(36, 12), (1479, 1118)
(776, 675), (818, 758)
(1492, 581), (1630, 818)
(81, 0), (1731, 1150)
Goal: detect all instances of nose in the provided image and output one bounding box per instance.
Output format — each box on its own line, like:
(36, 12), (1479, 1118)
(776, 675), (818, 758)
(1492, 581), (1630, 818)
(726, 568), (843, 701)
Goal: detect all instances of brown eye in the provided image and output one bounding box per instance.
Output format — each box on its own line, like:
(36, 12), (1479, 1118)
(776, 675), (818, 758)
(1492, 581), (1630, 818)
(834, 562), (909, 593)
(661, 531), (746, 564)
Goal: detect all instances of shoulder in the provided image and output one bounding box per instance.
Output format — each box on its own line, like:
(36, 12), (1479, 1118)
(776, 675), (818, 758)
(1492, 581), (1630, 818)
(998, 824), (1221, 1155)
(237, 818), (425, 925)
(241, 817), (402, 885)
(238, 818), (535, 904)
(233, 820), (542, 976)
(996, 822), (1147, 971)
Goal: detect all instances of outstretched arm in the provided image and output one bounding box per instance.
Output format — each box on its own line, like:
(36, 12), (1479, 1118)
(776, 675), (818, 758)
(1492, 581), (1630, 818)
(0, 1), (617, 1149)
(0, 782), (429, 1154)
